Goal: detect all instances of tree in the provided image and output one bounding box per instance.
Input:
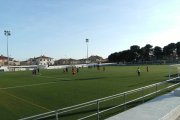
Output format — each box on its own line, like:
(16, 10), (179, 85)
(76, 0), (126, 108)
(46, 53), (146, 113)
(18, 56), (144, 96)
(130, 45), (140, 62)
(163, 43), (176, 60)
(141, 44), (153, 61)
(121, 50), (133, 62)
(153, 46), (163, 60)
(108, 53), (115, 62)
(108, 42), (179, 63)
(108, 52), (119, 63)
(176, 42), (180, 58)
(130, 45), (140, 52)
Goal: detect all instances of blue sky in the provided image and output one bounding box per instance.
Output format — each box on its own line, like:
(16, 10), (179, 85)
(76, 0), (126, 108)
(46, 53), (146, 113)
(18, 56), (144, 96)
(0, 0), (180, 60)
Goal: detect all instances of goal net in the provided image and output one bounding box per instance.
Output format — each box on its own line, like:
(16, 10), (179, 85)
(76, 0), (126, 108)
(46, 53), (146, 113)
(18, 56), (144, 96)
(169, 64), (180, 79)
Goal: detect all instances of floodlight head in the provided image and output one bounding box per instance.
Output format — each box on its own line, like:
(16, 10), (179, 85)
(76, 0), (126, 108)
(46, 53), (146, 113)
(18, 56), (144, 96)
(4, 30), (7, 35)
(4, 30), (11, 36)
(86, 39), (89, 43)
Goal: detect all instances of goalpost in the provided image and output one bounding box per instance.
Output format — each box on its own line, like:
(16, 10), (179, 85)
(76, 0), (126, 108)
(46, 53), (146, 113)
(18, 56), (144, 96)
(169, 64), (180, 79)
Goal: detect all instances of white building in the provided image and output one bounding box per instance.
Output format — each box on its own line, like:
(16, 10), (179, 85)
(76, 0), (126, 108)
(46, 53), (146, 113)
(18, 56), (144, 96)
(35, 55), (54, 66)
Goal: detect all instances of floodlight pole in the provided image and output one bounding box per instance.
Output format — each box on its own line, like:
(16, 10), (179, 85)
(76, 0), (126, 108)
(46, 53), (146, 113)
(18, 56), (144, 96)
(85, 38), (89, 63)
(4, 30), (11, 69)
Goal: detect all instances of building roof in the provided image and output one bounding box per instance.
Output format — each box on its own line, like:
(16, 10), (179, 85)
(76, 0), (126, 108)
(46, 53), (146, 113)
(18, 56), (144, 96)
(35, 55), (53, 59)
(0, 55), (13, 60)
(88, 55), (103, 60)
(0, 55), (8, 60)
(56, 58), (78, 61)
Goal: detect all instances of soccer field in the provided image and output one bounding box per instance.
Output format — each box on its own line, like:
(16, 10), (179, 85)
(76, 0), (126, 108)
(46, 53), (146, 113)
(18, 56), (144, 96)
(0, 65), (174, 119)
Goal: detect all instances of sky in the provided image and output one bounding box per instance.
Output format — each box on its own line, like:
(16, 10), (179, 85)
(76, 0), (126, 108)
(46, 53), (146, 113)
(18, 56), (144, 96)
(0, 0), (180, 61)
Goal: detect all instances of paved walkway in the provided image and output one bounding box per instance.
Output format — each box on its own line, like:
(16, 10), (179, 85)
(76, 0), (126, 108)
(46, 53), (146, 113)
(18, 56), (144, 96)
(106, 89), (180, 120)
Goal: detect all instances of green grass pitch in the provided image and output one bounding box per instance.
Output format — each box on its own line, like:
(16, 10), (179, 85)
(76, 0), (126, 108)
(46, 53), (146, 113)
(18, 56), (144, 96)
(0, 65), (174, 119)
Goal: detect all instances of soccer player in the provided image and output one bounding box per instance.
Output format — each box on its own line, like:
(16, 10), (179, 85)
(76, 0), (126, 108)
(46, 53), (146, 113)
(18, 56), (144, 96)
(146, 66), (149, 72)
(137, 67), (141, 77)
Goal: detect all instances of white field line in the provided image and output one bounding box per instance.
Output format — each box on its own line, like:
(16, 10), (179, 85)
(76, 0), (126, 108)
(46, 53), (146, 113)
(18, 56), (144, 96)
(0, 75), (71, 90)
(0, 75), (71, 113)
(0, 90), (51, 111)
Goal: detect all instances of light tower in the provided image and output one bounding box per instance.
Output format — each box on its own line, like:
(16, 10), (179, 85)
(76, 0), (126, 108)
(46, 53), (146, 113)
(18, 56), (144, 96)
(4, 30), (11, 69)
(85, 38), (89, 63)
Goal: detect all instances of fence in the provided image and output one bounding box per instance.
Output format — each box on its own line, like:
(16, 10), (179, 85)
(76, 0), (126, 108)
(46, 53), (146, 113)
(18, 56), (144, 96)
(19, 77), (180, 120)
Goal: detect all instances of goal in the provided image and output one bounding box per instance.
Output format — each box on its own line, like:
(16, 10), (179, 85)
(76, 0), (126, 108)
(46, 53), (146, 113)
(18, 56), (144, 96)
(169, 64), (180, 79)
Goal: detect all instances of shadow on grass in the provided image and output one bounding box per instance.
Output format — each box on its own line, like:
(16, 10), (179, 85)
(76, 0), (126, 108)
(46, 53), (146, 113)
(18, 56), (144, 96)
(58, 77), (108, 82)
(49, 77), (107, 82)
(75, 77), (108, 81)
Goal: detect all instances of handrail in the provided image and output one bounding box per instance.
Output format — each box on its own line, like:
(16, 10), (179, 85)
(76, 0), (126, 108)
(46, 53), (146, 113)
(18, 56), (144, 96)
(19, 77), (180, 120)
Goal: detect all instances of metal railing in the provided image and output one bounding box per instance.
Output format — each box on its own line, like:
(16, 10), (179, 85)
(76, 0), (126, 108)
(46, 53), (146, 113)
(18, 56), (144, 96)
(19, 77), (180, 120)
